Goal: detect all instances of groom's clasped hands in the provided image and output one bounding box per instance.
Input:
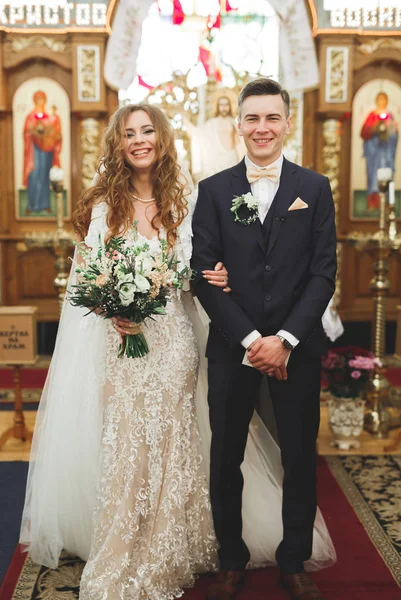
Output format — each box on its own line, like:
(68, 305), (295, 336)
(247, 336), (290, 380)
(202, 262), (289, 380)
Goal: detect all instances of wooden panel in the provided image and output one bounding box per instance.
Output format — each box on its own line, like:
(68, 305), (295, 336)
(0, 32), (5, 110)
(19, 250), (56, 298)
(302, 89), (318, 171)
(355, 252), (373, 297)
(395, 306), (401, 359)
(1, 241), (69, 321)
(338, 242), (401, 321)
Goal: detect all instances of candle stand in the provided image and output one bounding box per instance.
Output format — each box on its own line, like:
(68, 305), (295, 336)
(347, 176), (401, 438)
(18, 171), (74, 315)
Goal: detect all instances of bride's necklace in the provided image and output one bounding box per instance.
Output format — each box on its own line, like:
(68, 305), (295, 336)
(131, 193), (156, 204)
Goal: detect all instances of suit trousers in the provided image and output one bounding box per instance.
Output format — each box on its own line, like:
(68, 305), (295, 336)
(207, 348), (322, 574)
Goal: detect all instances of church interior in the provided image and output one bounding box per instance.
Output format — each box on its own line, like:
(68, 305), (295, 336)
(1, 0), (401, 598)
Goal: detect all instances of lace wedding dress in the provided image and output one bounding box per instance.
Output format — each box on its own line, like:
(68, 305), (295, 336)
(20, 200), (336, 600)
(78, 228), (217, 599)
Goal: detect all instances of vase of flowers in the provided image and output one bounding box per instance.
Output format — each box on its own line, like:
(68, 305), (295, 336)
(322, 346), (380, 450)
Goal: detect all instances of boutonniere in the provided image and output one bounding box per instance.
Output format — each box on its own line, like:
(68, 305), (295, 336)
(230, 192), (260, 225)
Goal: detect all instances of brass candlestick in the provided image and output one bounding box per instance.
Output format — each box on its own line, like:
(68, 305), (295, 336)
(347, 176), (401, 438)
(51, 179), (72, 313)
(20, 174), (74, 316)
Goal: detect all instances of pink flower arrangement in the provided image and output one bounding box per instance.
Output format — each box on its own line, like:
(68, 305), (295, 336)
(322, 346), (378, 398)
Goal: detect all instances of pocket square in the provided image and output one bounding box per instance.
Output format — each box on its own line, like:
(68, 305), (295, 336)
(288, 197), (308, 211)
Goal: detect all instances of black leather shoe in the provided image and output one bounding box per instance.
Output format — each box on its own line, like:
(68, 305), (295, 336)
(280, 572), (324, 600)
(205, 569), (245, 600)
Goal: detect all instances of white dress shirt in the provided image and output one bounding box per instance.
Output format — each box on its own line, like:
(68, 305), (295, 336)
(240, 154), (300, 356)
(245, 153), (283, 223)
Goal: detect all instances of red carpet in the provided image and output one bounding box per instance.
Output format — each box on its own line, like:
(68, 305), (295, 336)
(0, 368), (47, 389)
(0, 544), (26, 600)
(386, 367), (401, 388)
(1, 457), (400, 599)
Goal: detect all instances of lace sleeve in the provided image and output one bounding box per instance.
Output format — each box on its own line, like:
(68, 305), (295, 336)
(174, 164), (197, 292)
(83, 202), (108, 249)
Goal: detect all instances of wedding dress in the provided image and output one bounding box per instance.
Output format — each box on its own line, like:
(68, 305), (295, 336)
(20, 198), (336, 600)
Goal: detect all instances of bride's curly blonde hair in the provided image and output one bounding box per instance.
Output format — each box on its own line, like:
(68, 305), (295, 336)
(73, 104), (188, 248)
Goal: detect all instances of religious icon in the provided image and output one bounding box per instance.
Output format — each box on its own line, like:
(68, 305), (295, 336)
(184, 91), (245, 182)
(13, 77), (71, 221)
(351, 80), (401, 220)
(360, 91), (398, 211)
(23, 91), (62, 214)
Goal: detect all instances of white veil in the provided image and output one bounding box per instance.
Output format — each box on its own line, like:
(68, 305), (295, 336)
(20, 248), (107, 568)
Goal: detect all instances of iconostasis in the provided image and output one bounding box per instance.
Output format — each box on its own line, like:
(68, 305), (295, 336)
(1, 0), (401, 332)
(0, 0), (118, 324)
(307, 0), (401, 322)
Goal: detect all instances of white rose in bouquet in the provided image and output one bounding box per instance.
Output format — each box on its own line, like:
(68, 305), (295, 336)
(119, 283), (135, 306)
(134, 273), (151, 293)
(137, 253), (155, 277)
(117, 271), (134, 284)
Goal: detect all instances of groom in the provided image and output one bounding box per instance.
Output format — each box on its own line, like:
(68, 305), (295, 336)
(191, 78), (337, 600)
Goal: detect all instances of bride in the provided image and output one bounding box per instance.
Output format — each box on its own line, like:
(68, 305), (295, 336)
(20, 103), (335, 600)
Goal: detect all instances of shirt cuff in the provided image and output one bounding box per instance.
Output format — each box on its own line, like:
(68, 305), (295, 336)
(241, 330), (262, 349)
(277, 329), (300, 348)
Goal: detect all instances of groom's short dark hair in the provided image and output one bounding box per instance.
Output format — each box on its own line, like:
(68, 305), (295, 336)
(238, 78), (290, 118)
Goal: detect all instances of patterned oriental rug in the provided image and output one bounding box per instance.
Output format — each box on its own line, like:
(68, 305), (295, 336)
(1, 457), (401, 600)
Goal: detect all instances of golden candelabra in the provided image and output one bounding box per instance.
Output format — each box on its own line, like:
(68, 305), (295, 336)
(20, 176), (74, 315)
(347, 176), (401, 438)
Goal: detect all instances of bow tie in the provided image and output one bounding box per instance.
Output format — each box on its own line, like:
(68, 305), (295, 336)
(246, 165), (280, 184)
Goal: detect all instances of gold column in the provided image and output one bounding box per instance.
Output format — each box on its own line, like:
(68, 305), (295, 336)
(50, 177), (72, 314)
(81, 118), (101, 190)
(322, 118), (343, 309)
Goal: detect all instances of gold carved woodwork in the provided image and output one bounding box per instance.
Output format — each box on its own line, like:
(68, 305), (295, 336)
(325, 47), (348, 103)
(6, 34), (68, 53)
(146, 70), (201, 169)
(147, 71), (196, 121)
(357, 38), (401, 55)
(3, 33), (72, 70)
(77, 45), (100, 102)
(322, 119), (341, 221)
(322, 119), (342, 308)
(204, 68), (251, 120)
(146, 68), (252, 174)
(287, 97), (299, 144)
(81, 118), (101, 189)
(283, 93), (303, 165)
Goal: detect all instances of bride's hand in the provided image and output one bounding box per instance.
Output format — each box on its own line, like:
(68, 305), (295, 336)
(112, 317), (139, 337)
(203, 262), (231, 293)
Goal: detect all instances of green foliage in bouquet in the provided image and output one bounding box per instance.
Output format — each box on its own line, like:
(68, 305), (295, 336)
(68, 226), (191, 358)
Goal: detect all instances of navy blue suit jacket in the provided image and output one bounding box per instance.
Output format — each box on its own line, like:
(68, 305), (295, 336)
(191, 157), (337, 359)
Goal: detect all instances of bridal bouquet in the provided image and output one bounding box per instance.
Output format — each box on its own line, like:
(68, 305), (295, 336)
(69, 227), (190, 358)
